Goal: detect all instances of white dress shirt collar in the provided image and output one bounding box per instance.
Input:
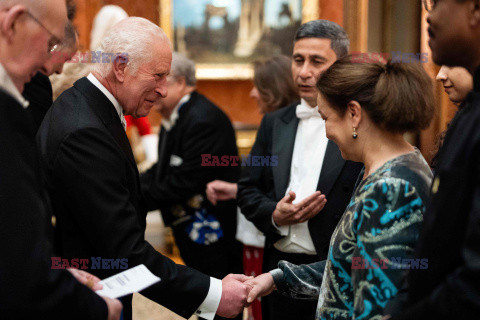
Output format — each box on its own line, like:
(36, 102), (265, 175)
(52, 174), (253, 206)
(0, 63), (30, 108)
(161, 93), (191, 131)
(87, 73), (126, 130)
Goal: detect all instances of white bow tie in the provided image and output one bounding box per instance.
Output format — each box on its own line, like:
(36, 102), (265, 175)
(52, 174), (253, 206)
(296, 104), (322, 119)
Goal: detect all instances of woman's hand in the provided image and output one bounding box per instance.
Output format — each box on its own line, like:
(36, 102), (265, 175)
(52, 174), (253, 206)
(245, 273), (276, 304)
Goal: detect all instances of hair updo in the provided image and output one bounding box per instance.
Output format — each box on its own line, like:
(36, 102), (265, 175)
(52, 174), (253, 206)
(316, 56), (435, 133)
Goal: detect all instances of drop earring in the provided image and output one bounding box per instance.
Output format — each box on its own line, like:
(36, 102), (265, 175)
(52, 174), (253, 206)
(352, 127), (358, 139)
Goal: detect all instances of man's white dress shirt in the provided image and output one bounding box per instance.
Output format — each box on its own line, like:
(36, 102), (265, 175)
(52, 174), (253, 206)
(0, 63), (30, 108)
(274, 99), (329, 255)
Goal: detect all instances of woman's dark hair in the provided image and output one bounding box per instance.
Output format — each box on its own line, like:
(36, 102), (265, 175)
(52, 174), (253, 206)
(253, 55), (299, 113)
(316, 56), (435, 133)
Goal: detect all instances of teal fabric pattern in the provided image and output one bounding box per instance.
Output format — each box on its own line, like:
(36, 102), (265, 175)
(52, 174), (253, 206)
(271, 149), (432, 320)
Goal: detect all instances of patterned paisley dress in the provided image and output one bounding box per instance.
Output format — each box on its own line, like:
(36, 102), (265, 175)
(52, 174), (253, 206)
(271, 149), (432, 320)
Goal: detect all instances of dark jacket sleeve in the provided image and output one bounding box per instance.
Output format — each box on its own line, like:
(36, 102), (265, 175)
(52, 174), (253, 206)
(391, 161), (480, 320)
(237, 114), (278, 235)
(0, 102), (107, 319)
(53, 127), (210, 318)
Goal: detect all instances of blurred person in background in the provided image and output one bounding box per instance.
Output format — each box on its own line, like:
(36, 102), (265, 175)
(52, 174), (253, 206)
(23, 20), (78, 132)
(206, 55), (299, 320)
(141, 51), (243, 320)
(431, 66), (473, 170)
(436, 65), (473, 107)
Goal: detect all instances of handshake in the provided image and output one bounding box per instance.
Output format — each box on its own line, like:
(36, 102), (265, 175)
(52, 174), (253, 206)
(217, 273), (277, 318)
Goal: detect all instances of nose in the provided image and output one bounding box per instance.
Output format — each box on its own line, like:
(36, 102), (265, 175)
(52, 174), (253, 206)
(249, 86), (258, 99)
(298, 62), (312, 79)
(436, 66), (448, 82)
(155, 82), (168, 98)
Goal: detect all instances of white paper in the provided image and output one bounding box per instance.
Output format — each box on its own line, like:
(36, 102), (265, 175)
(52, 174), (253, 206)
(96, 264), (161, 299)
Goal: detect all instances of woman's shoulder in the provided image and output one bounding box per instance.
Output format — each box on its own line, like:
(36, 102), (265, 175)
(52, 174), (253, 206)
(371, 150), (433, 197)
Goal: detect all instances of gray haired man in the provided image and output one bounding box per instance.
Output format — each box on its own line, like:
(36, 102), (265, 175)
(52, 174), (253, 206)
(237, 20), (363, 320)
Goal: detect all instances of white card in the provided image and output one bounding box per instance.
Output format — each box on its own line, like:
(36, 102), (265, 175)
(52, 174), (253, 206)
(96, 264), (161, 299)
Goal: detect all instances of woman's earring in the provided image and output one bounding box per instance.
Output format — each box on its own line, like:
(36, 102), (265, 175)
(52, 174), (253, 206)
(352, 127), (358, 139)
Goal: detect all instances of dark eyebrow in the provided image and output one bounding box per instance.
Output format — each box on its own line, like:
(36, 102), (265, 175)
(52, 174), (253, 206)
(310, 55), (328, 62)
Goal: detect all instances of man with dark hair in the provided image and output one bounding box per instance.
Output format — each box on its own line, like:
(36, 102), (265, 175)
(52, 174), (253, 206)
(237, 19), (362, 320)
(385, 0), (480, 319)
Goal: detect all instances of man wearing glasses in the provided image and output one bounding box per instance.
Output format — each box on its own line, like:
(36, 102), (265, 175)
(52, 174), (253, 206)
(385, 0), (480, 319)
(0, 0), (122, 319)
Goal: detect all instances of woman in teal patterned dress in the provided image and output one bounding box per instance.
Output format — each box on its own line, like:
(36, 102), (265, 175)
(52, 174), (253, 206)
(245, 57), (436, 320)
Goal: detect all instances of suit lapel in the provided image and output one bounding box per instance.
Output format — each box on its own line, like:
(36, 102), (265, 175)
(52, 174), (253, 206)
(316, 140), (345, 196)
(272, 107), (299, 199)
(73, 78), (136, 168)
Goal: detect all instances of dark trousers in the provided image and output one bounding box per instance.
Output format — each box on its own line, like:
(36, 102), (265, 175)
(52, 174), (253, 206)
(172, 226), (243, 320)
(262, 246), (319, 320)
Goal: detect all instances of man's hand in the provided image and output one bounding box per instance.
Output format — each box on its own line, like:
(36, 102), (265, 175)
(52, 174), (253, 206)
(206, 180), (238, 205)
(67, 268), (103, 291)
(273, 191), (326, 226)
(245, 273), (276, 304)
(382, 316), (391, 320)
(102, 296), (123, 320)
(216, 274), (252, 318)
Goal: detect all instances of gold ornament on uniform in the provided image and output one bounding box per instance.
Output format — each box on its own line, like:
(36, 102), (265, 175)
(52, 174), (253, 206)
(171, 204), (186, 218)
(352, 127), (358, 139)
(432, 177), (440, 194)
(187, 194), (204, 209)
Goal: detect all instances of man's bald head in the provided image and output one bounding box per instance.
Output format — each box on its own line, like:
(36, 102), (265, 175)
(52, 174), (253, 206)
(0, 0), (67, 91)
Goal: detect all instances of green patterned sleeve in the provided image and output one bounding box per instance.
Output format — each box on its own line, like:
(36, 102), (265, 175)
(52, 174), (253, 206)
(351, 178), (426, 320)
(270, 260), (327, 300)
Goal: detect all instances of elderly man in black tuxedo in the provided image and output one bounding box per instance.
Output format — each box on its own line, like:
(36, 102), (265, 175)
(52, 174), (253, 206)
(38, 17), (249, 320)
(140, 52), (242, 320)
(237, 20), (363, 320)
(0, 0), (122, 318)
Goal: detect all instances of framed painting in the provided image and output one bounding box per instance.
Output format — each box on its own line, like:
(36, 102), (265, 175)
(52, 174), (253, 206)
(160, 0), (320, 79)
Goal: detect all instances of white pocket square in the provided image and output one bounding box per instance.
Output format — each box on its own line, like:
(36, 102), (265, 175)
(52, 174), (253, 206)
(170, 155), (183, 167)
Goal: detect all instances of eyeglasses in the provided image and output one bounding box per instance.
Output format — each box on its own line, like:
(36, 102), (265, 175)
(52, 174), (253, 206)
(422, 0), (434, 12)
(25, 11), (62, 53)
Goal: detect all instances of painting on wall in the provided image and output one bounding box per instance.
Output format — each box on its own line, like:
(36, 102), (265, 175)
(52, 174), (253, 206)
(161, 0), (318, 79)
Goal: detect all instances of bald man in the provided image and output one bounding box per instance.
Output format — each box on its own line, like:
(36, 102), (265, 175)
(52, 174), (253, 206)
(0, 0), (121, 318)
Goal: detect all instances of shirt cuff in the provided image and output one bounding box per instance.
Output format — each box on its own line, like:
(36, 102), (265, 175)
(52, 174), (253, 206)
(196, 277), (222, 320)
(271, 215), (289, 236)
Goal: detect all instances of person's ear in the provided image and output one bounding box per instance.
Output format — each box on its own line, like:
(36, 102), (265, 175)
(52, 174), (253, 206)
(1, 5), (26, 43)
(176, 75), (187, 90)
(346, 100), (362, 128)
(112, 54), (128, 83)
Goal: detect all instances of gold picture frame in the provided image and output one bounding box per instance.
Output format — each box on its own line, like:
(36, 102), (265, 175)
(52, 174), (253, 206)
(159, 0), (320, 80)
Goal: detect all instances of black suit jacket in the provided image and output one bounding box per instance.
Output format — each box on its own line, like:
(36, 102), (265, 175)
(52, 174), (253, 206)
(391, 69), (480, 319)
(141, 91), (240, 235)
(37, 78), (210, 320)
(0, 89), (107, 319)
(140, 91), (241, 279)
(237, 103), (363, 260)
(23, 72), (53, 132)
